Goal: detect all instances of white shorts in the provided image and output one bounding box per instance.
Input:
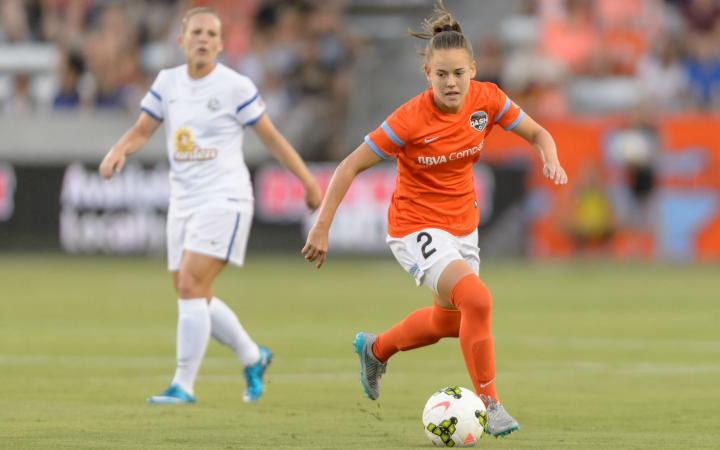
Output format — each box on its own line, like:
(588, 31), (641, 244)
(387, 228), (480, 294)
(167, 208), (253, 271)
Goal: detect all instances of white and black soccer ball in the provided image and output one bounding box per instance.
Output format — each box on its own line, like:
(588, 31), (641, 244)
(422, 386), (487, 447)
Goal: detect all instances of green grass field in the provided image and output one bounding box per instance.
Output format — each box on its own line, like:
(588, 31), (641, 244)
(0, 254), (718, 449)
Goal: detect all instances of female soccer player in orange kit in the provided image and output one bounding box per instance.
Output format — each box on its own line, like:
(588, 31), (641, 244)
(302, 0), (567, 437)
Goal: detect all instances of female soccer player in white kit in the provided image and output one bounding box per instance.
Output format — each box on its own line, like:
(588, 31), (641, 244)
(99, 7), (322, 404)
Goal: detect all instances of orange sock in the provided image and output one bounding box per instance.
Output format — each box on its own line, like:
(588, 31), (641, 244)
(372, 304), (460, 363)
(451, 274), (498, 402)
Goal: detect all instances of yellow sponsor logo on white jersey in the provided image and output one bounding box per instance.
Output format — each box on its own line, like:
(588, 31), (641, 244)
(173, 127), (217, 161)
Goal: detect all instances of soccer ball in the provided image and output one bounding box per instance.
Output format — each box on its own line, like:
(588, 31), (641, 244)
(422, 386), (487, 447)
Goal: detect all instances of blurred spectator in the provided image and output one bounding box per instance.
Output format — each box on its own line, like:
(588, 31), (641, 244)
(601, 19), (648, 76)
(539, 0), (603, 75)
(684, 31), (720, 108)
(605, 110), (661, 257)
(83, 3), (142, 110)
(237, 0), (357, 160)
(1, 0), (31, 42)
(564, 165), (615, 256)
(473, 36), (503, 86)
(636, 38), (690, 109)
(53, 49), (84, 109)
(501, 0), (570, 118)
(294, 0), (356, 159)
(138, 2), (186, 74)
(238, 0), (306, 115)
(237, 0), (308, 153)
(512, 79), (569, 119)
(595, 0), (664, 75)
(40, 0), (92, 46)
(3, 72), (34, 114)
(500, 0), (541, 51)
(681, 0), (720, 34)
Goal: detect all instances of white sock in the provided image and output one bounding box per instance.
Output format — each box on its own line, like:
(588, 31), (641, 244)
(209, 297), (260, 366)
(171, 298), (210, 395)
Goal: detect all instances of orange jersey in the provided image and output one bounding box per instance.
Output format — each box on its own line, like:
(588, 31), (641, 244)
(365, 80), (523, 237)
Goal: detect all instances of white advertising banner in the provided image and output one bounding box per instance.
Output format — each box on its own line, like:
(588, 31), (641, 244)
(60, 162), (169, 254)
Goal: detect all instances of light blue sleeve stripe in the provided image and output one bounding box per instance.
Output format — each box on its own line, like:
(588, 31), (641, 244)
(381, 121), (404, 147)
(235, 92), (260, 114)
(504, 110), (525, 131)
(494, 96), (511, 123)
(149, 89), (162, 101)
(364, 135), (388, 160)
(141, 107), (163, 122)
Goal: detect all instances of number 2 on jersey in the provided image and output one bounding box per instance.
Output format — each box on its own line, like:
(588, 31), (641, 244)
(417, 232), (437, 259)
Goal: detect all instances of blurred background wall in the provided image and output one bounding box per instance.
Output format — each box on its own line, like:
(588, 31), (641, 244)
(1, 0), (719, 261)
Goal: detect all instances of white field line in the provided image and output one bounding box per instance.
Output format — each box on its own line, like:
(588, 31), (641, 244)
(497, 335), (720, 352)
(506, 360), (720, 375)
(0, 355), (349, 368)
(2, 355), (720, 377)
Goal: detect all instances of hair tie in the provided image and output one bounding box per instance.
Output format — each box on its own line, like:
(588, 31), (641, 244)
(441, 24), (454, 32)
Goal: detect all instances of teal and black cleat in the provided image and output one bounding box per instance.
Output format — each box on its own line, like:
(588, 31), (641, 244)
(481, 395), (520, 437)
(243, 346), (273, 403)
(147, 384), (196, 404)
(353, 332), (387, 400)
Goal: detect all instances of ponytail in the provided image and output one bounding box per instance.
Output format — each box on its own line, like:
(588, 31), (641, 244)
(410, 0), (473, 62)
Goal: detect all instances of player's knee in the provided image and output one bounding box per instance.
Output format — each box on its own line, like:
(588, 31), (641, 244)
(466, 293), (492, 320)
(451, 275), (492, 318)
(176, 272), (204, 298)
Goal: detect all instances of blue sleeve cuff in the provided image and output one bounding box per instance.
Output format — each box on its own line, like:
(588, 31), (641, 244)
(236, 92), (260, 114)
(141, 107), (163, 122)
(503, 110), (524, 131)
(494, 96), (511, 123)
(244, 113), (263, 126)
(381, 121), (404, 147)
(364, 135), (389, 160)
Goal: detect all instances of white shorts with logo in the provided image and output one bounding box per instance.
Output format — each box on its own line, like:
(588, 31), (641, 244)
(387, 228), (480, 294)
(167, 208), (253, 271)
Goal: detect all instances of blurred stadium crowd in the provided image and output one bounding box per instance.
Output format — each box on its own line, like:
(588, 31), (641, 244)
(1, 0), (720, 155)
(494, 0), (720, 118)
(0, 0), (359, 159)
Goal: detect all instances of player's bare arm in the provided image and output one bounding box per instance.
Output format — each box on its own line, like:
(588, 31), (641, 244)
(253, 114), (323, 210)
(511, 114), (568, 185)
(99, 112), (161, 180)
(302, 143), (381, 268)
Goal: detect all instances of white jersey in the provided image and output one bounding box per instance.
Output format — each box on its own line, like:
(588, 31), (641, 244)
(140, 63), (265, 216)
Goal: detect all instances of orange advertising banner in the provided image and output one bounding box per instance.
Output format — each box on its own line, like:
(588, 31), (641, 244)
(480, 115), (720, 261)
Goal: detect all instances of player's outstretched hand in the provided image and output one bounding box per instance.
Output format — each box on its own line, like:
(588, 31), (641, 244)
(305, 181), (323, 211)
(543, 161), (568, 185)
(99, 149), (126, 180)
(302, 225), (328, 269)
